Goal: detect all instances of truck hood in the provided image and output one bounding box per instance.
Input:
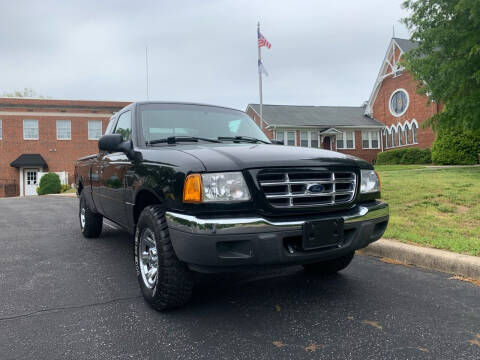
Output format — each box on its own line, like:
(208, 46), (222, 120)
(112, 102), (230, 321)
(174, 143), (371, 171)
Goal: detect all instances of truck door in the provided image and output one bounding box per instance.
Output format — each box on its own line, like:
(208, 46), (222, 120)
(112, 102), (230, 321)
(100, 110), (132, 227)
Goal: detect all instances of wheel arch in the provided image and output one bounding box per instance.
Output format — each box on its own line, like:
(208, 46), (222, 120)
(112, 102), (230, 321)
(133, 188), (163, 225)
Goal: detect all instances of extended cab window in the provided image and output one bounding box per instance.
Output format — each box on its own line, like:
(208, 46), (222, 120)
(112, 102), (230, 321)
(114, 111), (132, 141)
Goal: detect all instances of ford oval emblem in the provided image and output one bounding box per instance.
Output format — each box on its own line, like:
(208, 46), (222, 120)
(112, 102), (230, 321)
(307, 184), (325, 193)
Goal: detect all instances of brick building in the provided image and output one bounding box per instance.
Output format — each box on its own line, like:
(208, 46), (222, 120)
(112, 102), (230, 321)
(0, 98), (130, 197)
(246, 104), (384, 163)
(247, 38), (437, 160)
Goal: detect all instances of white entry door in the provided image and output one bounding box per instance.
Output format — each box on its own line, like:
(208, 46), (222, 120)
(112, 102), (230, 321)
(24, 169), (39, 196)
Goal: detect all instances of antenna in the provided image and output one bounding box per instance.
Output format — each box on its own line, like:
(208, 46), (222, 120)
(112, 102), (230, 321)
(145, 45), (149, 100)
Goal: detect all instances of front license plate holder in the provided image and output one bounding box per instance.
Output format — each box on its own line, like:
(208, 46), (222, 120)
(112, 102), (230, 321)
(302, 218), (344, 250)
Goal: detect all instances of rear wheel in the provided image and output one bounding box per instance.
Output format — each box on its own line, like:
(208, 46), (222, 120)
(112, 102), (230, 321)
(79, 192), (103, 238)
(303, 251), (355, 274)
(134, 205), (193, 311)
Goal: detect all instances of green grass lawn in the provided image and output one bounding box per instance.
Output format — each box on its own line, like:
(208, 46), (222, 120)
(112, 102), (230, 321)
(375, 165), (480, 256)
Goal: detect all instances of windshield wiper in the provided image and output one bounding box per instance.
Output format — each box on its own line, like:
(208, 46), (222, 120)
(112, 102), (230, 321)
(146, 136), (221, 145)
(217, 136), (270, 144)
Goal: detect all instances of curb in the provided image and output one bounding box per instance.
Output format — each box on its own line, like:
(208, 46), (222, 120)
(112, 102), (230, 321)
(360, 238), (480, 279)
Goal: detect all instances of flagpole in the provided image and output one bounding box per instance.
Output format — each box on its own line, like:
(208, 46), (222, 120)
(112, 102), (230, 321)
(257, 22), (263, 130)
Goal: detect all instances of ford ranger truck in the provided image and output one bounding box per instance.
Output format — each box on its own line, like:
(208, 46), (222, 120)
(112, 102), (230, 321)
(74, 102), (389, 311)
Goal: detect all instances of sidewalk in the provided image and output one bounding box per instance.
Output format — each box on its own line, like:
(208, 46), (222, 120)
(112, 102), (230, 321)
(360, 238), (480, 280)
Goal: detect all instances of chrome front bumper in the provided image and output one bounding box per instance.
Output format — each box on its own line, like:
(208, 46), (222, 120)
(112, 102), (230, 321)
(165, 202), (389, 236)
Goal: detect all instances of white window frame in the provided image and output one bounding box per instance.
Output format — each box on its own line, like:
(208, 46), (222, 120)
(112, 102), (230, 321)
(0, 119), (2, 140)
(412, 123), (418, 144)
(56, 120), (71, 140)
(275, 130), (297, 146)
(300, 131), (309, 147)
(361, 130), (380, 149)
(336, 131), (355, 149)
(309, 131), (319, 148)
(23, 119), (39, 140)
(389, 88), (409, 117)
(88, 120), (103, 140)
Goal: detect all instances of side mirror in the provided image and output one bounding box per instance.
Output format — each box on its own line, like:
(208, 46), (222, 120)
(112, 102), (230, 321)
(98, 134), (123, 152)
(270, 139), (284, 145)
(99, 134), (138, 160)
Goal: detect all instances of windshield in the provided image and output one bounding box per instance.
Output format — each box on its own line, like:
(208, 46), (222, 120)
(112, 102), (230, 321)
(139, 103), (270, 143)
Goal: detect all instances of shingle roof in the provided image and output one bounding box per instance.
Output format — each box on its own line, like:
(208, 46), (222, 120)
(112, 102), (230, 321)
(393, 38), (418, 53)
(248, 104), (384, 128)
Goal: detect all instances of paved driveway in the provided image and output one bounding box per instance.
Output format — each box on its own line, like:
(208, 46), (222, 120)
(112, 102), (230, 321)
(0, 197), (479, 359)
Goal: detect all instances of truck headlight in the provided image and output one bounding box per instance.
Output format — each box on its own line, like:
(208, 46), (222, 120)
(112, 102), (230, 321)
(183, 172), (251, 203)
(360, 170), (380, 193)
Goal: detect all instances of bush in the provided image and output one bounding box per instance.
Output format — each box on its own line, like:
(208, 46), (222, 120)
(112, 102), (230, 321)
(376, 147), (432, 165)
(37, 173), (61, 195)
(431, 127), (480, 165)
(60, 184), (71, 193)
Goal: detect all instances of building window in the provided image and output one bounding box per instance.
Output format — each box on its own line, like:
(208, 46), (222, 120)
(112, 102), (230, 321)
(398, 125), (404, 146)
(0, 119), (2, 139)
(412, 123), (418, 143)
(275, 131), (285, 144)
(88, 120), (102, 140)
(392, 128), (397, 147)
(405, 126), (410, 144)
(362, 131), (380, 149)
(23, 119), (39, 140)
(286, 131), (296, 146)
(336, 131), (354, 149)
(389, 89), (409, 117)
(310, 131), (319, 148)
(56, 120), (71, 140)
(300, 131), (308, 147)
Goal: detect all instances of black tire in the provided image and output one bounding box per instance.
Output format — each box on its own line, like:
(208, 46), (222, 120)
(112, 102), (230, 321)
(134, 205), (193, 311)
(79, 192), (103, 238)
(303, 251), (355, 274)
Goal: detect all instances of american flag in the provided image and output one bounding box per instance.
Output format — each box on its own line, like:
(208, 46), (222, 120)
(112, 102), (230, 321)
(258, 30), (271, 49)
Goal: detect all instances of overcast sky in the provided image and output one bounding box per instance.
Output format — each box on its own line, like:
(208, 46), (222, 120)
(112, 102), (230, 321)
(0, 0), (410, 110)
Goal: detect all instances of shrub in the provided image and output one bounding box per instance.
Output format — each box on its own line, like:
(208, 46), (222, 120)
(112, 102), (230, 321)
(37, 173), (61, 195)
(60, 184), (71, 193)
(376, 147), (432, 165)
(431, 127), (480, 165)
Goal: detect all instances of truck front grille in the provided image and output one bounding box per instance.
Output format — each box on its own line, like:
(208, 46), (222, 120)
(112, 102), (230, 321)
(257, 169), (357, 208)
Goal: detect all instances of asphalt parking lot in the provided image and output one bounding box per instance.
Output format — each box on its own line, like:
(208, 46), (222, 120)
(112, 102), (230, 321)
(0, 196), (479, 359)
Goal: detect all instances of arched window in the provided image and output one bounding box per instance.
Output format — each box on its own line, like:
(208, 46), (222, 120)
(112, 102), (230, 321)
(412, 123), (418, 143)
(405, 125), (410, 144)
(392, 128), (397, 147)
(398, 125), (403, 146)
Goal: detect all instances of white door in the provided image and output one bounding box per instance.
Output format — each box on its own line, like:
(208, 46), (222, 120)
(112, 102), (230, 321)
(24, 169), (39, 196)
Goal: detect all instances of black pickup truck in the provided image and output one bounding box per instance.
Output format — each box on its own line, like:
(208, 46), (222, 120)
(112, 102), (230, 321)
(75, 101), (389, 310)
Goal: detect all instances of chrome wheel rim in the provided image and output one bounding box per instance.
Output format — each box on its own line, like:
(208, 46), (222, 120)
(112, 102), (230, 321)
(80, 207), (86, 229)
(139, 228), (158, 289)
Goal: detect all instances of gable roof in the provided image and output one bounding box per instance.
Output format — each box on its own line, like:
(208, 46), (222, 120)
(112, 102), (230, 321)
(365, 37), (419, 116)
(247, 104), (384, 128)
(393, 38), (418, 53)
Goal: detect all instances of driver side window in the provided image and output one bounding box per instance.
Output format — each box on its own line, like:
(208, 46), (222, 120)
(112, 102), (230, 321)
(114, 111), (132, 141)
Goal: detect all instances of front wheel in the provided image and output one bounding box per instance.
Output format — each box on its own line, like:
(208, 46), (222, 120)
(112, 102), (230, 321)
(134, 205), (193, 311)
(79, 192), (103, 238)
(303, 251), (355, 274)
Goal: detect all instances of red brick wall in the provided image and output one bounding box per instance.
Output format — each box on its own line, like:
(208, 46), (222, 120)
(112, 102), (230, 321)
(246, 107), (274, 139)
(0, 98), (130, 196)
(372, 67), (437, 149)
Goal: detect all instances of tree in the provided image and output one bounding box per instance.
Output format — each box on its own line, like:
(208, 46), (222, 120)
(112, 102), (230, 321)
(2, 88), (48, 98)
(402, 0), (480, 130)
